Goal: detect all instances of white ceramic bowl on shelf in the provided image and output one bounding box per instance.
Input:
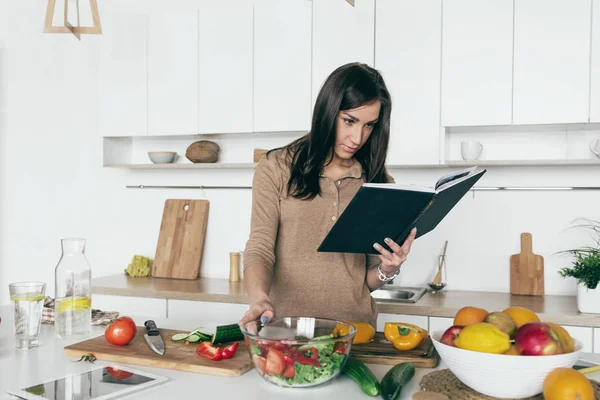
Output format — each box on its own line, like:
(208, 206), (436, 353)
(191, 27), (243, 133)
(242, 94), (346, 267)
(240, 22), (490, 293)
(148, 151), (177, 164)
(431, 330), (582, 399)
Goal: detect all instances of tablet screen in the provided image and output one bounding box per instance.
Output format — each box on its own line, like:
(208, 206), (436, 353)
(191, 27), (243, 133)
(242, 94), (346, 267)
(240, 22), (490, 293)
(7, 365), (169, 400)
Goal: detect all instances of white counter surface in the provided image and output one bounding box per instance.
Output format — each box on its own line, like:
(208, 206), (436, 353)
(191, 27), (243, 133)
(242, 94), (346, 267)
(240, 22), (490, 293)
(0, 305), (598, 400)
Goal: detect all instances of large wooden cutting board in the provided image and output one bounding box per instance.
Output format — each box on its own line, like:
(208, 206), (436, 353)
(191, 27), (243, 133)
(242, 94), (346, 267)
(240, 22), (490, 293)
(349, 332), (440, 368)
(64, 327), (252, 377)
(510, 232), (544, 296)
(152, 199), (210, 280)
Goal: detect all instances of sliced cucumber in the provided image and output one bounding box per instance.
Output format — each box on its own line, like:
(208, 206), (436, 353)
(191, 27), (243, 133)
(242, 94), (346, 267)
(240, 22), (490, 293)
(171, 333), (189, 342)
(212, 323), (244, 344)
(189, 329), (213, 342)
(186, 334), (202, 343)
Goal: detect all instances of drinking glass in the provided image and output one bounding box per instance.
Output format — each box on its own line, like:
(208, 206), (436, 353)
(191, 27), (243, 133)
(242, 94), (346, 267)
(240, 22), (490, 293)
(9, 282), (46, 350)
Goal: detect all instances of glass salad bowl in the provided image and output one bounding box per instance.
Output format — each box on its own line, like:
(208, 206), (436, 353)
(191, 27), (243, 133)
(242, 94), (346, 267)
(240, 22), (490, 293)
(240, 317), (356, 388)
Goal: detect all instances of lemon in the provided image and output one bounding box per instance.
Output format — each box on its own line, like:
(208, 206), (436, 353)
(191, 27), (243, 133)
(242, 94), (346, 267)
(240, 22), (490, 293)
(454, 322), (511, 354)
(10, 293), (44, 302)
(56, 297), (91, 313)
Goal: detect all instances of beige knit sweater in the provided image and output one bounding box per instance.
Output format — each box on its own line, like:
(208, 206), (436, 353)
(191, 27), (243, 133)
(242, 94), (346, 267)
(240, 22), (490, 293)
(243, 148), (388, 328)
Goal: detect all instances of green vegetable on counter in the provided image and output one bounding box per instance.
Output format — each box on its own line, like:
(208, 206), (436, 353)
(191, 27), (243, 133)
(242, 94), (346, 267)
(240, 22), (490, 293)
(342, 357), (381, 396)
(380, 362), (415, 400)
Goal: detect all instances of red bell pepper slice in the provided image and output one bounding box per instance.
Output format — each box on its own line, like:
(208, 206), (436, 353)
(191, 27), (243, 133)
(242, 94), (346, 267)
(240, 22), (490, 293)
(291, 356), (320, 367)
(221, 341), (239, 359)
(196, 342), (222, 361)
(304, 347), (319, 360)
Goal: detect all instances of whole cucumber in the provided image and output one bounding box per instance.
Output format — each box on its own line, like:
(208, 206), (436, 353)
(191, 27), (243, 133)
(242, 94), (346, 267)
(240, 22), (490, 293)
(343, 357), (381, 396)
(380, 362), (415, 400)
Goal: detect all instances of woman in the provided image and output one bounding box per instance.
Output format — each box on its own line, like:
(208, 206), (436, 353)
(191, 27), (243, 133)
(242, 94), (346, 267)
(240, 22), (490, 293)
(238, 62), (416, 329)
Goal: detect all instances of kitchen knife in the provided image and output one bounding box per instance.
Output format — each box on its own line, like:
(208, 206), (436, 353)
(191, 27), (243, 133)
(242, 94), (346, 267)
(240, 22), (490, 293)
(144, 320), (165, 356)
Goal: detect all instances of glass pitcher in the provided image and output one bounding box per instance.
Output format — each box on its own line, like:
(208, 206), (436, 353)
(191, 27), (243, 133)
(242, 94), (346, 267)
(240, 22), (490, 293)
(54, 238), (92, 337)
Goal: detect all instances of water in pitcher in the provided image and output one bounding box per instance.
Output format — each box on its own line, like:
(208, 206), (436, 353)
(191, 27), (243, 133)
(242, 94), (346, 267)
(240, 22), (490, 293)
(54, 296), (92, 336)
(11, 293), (44, 348)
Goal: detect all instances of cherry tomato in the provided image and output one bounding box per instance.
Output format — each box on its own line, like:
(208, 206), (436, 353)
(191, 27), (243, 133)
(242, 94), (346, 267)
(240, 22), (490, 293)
(104, 316), (137, 346)
(106, 366), (133, 381)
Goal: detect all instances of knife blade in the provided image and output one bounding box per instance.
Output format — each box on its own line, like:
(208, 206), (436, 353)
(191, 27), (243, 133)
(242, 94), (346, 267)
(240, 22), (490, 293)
(144, 320), (165, 356)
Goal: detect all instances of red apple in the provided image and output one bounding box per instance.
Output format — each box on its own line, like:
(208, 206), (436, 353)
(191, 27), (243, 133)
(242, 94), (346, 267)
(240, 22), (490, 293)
(440, 325), (463, 347)
(514, 322), (562, 355)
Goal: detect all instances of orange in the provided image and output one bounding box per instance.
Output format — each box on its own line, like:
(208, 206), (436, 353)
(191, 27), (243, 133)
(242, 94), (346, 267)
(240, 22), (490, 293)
(504, 345), (520, 355)
(547, 323), (575, 353)
(453, 306), (488, 326)
(502, 306), (540, 328)
(543, 368), (594, 400)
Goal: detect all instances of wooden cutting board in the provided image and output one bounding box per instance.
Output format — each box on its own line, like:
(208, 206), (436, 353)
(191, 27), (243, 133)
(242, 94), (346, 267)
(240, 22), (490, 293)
(510, 232), (544, 296)
(152, 199), (210, 280)
(349, 332), (440, 368)
(64, 327), (253, 377)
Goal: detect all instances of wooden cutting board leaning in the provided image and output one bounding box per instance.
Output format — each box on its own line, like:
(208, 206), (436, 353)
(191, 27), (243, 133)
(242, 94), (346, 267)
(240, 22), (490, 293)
(64, 327), (253, 377)
(349, 332), (440, 368)
(510, 232), (545, 296)
(152, 199), (210, 280)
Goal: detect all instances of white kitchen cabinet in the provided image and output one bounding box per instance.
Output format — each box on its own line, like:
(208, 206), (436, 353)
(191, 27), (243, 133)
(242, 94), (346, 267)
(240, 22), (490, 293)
(376, 313), (429, 332)
(594, 328), (600, 353)
(375, 0), (441, 166)
(92, 294), (167, 320)
(561, 325), (593, 353)
(147, 11), (199, 136)
(311, 0), (374, 107)
(254, 0), (312, 133)
(513, 0), (591, 125)
(97, 12), (147, 137)
(441, 0), (513, 127)
(199, 3), (253, 134)
(428, 317), (454, 337)
(591, 0), (600, 123)
(167, 299), (248, 328)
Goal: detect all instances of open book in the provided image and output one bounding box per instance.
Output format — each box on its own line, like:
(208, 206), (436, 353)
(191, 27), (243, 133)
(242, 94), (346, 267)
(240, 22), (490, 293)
(317, 167), (486, 254)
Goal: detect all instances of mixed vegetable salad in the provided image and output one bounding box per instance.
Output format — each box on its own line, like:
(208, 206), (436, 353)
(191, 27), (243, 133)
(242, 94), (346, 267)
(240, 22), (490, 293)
(249, 334), (349, 387)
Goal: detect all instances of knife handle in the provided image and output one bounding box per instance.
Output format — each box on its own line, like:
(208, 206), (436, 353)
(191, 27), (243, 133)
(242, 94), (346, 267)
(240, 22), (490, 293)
(144, 320), (160, 336)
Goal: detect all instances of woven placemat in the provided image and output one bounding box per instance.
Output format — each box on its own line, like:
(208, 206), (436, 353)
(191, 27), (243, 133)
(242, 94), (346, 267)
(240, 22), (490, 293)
(420, 369), (600, 400)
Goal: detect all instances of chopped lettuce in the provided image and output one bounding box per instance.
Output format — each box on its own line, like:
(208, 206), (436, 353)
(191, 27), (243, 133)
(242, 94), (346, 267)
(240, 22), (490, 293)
(298, 334), (335, 358)
(275, 352), (345, 386)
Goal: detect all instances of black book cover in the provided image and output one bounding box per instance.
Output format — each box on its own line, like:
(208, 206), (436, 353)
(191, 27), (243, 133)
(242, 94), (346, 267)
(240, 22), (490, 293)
(317, 168), (486, 254)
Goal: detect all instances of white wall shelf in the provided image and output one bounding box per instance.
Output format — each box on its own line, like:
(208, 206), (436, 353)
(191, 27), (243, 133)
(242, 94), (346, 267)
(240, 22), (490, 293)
(103, 160), (600, 170)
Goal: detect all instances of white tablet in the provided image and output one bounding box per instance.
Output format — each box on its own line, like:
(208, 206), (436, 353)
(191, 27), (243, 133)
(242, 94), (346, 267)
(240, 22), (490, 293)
(6, 364), (169, 400)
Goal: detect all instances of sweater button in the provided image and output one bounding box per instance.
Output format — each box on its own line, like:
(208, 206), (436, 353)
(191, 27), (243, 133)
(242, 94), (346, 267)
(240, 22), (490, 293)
(331, 216), (336, 221)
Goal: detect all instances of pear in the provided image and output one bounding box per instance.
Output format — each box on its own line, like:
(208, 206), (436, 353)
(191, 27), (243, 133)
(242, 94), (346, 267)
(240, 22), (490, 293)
(484, 311), (517, 338)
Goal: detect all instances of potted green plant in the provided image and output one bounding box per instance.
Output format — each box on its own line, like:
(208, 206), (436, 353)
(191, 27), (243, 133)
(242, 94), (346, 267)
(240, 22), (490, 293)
(558, 218), (600, 314)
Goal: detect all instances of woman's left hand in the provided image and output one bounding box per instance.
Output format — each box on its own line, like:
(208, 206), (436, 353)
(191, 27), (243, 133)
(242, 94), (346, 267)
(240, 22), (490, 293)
(373, 227), (417, 275)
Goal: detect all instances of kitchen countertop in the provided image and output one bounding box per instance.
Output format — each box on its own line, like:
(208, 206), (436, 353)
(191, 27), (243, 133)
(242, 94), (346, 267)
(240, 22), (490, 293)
(0, 305), (599, 400)
(91, 274), (600, 328)
(0, 305), (431, 400)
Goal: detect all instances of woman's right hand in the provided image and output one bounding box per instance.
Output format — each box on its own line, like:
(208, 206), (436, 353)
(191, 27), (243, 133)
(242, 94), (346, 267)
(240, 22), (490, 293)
(238, 297), (275, 327)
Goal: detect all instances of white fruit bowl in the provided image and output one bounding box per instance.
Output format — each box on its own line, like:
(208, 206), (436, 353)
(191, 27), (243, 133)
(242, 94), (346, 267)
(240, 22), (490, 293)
(431, 330), (582, 399)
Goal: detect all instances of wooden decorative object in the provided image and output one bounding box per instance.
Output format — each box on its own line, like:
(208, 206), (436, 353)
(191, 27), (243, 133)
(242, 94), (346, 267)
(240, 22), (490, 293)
(186, 140), (220, 163)
(44, 0), (102, 40)
(253, 148), (268, 163)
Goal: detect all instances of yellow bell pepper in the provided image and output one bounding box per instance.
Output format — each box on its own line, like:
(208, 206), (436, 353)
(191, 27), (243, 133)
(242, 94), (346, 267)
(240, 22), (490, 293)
(333, 321), (375, 344)
(384, 322), (429, 351)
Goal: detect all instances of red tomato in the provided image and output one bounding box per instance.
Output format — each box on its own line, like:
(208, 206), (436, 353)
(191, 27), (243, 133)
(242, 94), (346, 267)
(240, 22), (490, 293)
(104, 316), (137, 346)
(252, 355), (267, 376)
(282, 364), (295, 379)
(106, 367), (133, 381)
(265, 348), (285, 375)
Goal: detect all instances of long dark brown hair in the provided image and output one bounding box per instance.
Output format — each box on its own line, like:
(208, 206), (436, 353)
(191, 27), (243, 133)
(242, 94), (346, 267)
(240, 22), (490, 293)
(270, 62), (392, 200)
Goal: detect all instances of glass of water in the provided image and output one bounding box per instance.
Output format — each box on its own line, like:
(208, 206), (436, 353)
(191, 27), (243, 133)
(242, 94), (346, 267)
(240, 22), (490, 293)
(9, 282), (46, 350)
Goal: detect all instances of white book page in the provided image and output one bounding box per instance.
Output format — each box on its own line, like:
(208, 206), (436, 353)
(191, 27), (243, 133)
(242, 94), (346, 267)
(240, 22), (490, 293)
(362, 182), (435, 193)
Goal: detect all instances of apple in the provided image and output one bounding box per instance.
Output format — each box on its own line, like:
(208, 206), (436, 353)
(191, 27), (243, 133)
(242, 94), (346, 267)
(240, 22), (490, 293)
(514, 322), (562, 355)
(485, 311), (517, 338)
(440, 325), (463, 347)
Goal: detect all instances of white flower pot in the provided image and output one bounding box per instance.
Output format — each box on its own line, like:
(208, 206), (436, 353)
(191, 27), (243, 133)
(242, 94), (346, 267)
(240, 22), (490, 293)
(577, 284), (600, 314)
